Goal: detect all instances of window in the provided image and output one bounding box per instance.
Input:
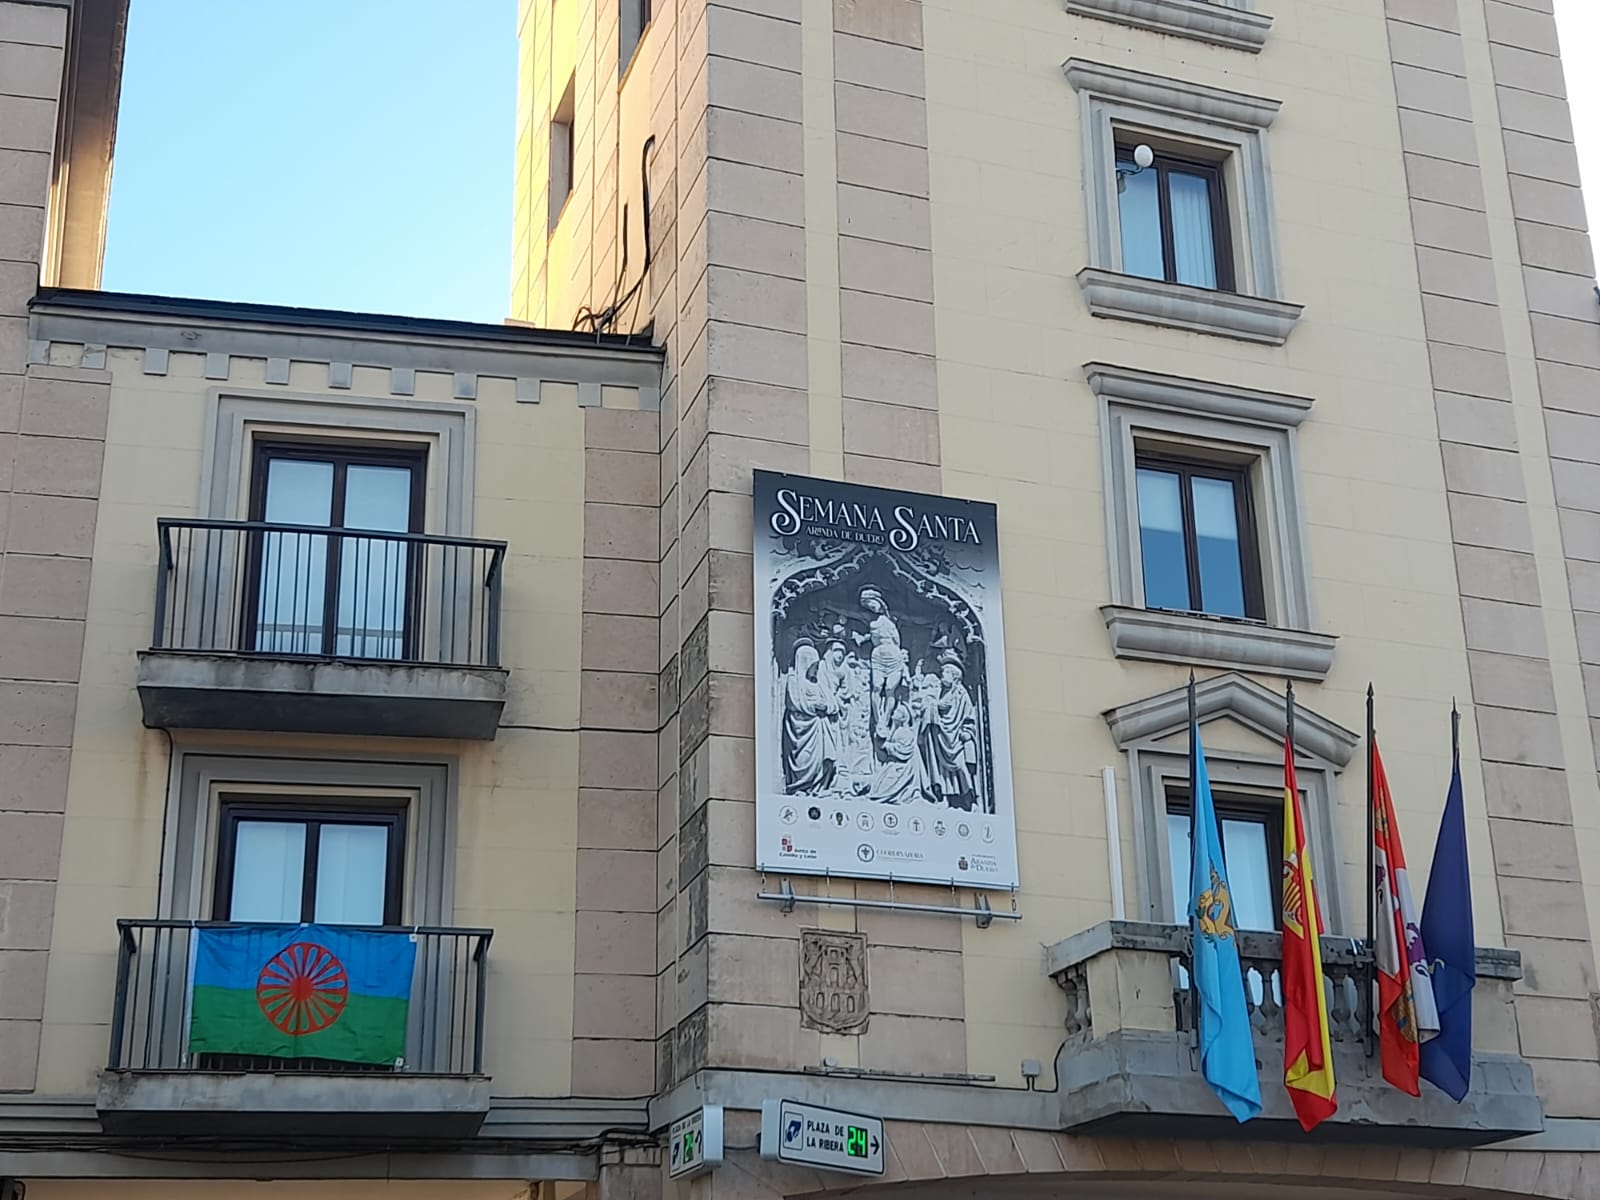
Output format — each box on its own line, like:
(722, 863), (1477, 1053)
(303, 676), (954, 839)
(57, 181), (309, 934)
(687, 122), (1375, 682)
(619, 0), (650, 73)
(1165, 788), (1280, 931)
(550, 75), (576, 233)
(1090, 363), (1334, 680)
(214, 799), (407, 926)
(1117, 146), (1233, 291)
(1100, 672), (1357, 935)
(1064, 59), (1302, 345)
(246, 441), (426, 660)
(1134, 452), (1262, 619)
(159, 752), (455, 928)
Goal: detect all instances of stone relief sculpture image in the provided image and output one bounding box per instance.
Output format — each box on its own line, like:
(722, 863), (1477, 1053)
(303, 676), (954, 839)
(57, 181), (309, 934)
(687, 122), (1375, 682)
(753, 470), (1019, 889)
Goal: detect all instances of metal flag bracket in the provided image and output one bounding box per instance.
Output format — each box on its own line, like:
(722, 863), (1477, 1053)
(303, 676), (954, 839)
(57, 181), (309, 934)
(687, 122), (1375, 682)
(755, 874), (1022, 927)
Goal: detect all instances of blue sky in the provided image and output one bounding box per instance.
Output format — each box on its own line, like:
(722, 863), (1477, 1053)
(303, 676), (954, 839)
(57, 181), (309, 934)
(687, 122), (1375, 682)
(103, 1), (515, 324)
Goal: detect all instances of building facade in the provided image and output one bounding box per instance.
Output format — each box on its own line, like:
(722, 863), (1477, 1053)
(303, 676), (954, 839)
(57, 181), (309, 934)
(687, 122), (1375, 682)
(4, 0), (1600, 1197)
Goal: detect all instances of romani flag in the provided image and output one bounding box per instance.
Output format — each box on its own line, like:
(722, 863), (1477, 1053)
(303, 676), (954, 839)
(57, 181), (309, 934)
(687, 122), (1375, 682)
(188, 924), (417, 1066)
(1371, 736), (1439, 1094)
(1281, 719), (1337, 1131)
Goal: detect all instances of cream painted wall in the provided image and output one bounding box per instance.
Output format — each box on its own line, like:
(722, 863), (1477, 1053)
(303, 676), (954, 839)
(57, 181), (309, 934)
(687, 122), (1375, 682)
(36, 345), (610, 1098)
(513, 0), (659, 333)
(915, 0), (1520, 1083)
(503, 0), (1593, 1105)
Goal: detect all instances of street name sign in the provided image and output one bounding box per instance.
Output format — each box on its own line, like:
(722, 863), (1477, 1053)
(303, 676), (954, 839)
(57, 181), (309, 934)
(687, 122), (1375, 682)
(668, 1105), (724, 1179)
(759, 1098), (884, 1177)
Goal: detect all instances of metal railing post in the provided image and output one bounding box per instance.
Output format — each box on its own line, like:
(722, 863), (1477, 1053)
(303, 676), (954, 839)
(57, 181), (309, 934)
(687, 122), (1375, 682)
(484, 547), (504, 668)
(106, 921), (138, 1069)
(150, 522), (174, 649)
(472, 931), (491, 1075)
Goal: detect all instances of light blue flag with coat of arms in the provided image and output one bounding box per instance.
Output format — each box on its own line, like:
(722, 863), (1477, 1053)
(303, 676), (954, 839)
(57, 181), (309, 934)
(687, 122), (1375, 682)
(1189, 718), (1263, 1122)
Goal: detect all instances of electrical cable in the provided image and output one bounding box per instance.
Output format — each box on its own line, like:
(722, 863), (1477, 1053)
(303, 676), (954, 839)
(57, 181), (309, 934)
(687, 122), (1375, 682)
(573, 135), (657, 338)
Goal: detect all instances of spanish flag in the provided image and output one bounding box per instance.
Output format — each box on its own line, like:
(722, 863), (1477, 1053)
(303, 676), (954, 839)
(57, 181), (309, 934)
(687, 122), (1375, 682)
(1282, 698), (1337, 1131)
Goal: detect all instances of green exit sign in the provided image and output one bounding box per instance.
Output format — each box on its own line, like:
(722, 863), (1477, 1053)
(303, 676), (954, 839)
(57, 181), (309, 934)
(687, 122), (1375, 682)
(668, 1106), (724, 1180)
(846, 1126), (869, 1158)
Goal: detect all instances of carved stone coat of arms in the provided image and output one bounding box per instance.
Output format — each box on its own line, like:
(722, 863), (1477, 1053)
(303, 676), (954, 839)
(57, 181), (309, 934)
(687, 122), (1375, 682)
(799, 930), (869, 1033)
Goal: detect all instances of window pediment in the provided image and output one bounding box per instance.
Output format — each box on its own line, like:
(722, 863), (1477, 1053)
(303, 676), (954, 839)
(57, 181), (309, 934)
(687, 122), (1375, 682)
(1102, 670), (1359, 768)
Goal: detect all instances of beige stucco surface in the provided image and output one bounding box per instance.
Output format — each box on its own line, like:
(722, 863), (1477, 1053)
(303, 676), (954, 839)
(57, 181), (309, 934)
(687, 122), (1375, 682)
(921, 0), (1504, 1083)
(509, 0), (1600, 1116)
(33, 344), (646, 1098)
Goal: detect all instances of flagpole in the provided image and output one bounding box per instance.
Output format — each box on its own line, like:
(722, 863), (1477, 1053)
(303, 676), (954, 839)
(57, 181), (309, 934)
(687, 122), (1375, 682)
(1452, 698), (1460, 760)
(1188, 669), (1199, 1049)
(1365, 684), (1377, 1060)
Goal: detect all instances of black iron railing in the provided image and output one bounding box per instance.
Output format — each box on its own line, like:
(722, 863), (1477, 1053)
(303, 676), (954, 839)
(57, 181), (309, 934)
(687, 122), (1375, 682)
(108, 920), (492, 1075)
(151, 518), (507, 668)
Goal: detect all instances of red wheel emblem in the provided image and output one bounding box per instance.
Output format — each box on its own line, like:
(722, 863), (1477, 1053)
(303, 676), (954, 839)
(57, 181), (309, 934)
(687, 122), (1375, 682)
(257, 941), (348, 1035)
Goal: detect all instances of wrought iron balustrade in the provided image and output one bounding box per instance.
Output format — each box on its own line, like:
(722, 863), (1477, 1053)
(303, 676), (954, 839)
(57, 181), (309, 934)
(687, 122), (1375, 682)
(151, 518), (506, 668)
(107, 919), (492, 1076)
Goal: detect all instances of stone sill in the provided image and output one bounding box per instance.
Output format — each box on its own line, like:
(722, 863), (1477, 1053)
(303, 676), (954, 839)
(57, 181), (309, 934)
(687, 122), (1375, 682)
(1064, 0), (1272, 53)
(97, 1069), (492, 1138)
(1077, 268), (1304, 345)
(136, 650), (508, 740)
(1101, 605), (1336, 681)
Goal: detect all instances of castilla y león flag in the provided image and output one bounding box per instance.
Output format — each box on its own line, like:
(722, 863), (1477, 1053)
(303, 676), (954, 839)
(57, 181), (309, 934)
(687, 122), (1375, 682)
(1372, 737), (1439, 1095)
(1282, 732), (1337, 1131)
(188, 924), (417, 1065)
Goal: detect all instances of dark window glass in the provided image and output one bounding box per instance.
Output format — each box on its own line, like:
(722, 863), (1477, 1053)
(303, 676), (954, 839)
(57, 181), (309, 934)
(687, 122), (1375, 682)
(1116, 146), (1234, 291)
(246, 442), (425, 659)
(1134, 455), (1263, 620)
(213, 800), (406, 926)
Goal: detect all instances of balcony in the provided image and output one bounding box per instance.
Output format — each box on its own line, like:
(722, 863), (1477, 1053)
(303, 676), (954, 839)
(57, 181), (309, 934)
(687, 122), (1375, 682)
(98, 920), (493, 1138)
(136, 518), (509, 739)
(1046, 921), (1541, 1144)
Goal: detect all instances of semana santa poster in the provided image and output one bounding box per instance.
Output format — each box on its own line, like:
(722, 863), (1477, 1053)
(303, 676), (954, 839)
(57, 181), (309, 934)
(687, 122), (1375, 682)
(752, 470), (1019, 890)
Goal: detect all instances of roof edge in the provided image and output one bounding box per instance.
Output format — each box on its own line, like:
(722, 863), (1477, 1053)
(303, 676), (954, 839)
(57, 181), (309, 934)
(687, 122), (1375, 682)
(29, 288), (663, 357)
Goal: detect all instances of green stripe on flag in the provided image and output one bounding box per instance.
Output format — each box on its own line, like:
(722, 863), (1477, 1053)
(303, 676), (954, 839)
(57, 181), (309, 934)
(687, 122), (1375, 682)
(189, 985), (410, 1065)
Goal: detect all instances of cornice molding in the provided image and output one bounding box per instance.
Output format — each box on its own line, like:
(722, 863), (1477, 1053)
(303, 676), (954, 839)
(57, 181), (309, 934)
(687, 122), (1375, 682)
(1085, 362), (1313, 428)
(1064, 0), (1272, 54)
(1062, 57), (1282, 129)
(1077, 268), (1304, 345)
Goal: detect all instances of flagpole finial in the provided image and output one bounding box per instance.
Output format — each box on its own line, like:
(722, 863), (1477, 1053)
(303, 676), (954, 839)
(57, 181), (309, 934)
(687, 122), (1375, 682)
(1367, 682), (1374, 700)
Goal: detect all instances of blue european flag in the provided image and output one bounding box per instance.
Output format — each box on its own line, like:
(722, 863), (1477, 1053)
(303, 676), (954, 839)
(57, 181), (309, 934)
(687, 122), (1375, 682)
(1190, 718), (1262, 1122)
(1419, 743), (1475, 1101)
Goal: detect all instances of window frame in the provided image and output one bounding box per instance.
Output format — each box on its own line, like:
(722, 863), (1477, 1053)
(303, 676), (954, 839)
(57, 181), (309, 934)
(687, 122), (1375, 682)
(1133, 449), (1265, 620)
(1089, 363), (1334, 681)
(550, 75), (577, 234)
(1116, 143), (1236, 292)
(212, 797), (409, 926)
(1065, 59), (1302, 345)
(1164, 785), (1284, 930)
(1101, 673), (1357, 937)
(619, 0), (652, 76)
(241, 438), (429, 660)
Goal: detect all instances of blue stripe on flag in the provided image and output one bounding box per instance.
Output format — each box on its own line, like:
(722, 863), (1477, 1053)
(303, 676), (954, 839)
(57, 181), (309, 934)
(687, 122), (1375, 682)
(192, 924), (417, 999)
